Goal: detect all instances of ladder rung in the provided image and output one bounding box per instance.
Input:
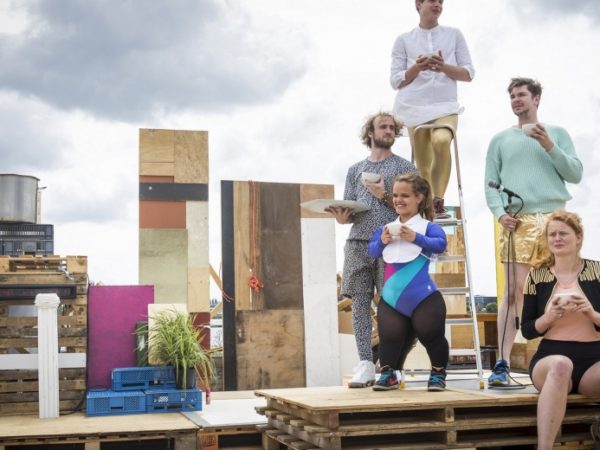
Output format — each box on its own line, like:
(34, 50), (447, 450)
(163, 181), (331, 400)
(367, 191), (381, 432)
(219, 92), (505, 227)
(436, 254), (466, 262)
(439, 287), (470, 295)
(449, 349), (477, 356)
(446, 318), (474, 325)
(434, 218), (463, 226)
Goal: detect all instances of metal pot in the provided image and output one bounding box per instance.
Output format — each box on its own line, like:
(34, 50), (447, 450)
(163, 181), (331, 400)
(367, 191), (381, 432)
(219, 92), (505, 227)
(0, 174), (39, 223)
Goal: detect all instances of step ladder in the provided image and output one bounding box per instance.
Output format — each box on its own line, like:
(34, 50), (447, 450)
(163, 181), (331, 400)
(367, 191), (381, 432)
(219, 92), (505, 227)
(412, 123), (484, 387)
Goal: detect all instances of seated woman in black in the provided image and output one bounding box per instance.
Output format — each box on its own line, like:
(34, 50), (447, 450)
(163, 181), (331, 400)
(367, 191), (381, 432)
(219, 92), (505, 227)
(521, 211), (600, 450)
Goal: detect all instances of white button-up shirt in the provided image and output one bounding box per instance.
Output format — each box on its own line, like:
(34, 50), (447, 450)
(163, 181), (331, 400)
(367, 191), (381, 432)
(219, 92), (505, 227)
(390, 25), (475, 127)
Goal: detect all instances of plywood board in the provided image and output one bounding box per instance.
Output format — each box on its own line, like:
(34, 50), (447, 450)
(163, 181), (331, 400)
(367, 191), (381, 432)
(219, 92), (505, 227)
(174, 130), (209, 184)
(299, 184), (335, 219)
(233, 181), (252, 310)
(139, 129), (175, 163)
(259, 182), (303, 310)
(0, 412), (197, 439)
(188, 266), (210, 313)
(139, 175), (174, 183)
(139, 200), (186, 229)
(300, 218), (339, 387)
(139, 161), (175, 177)
(236, 310), (305, 390)
(186, 201), (209, 267)
(139, 228), (188, 304)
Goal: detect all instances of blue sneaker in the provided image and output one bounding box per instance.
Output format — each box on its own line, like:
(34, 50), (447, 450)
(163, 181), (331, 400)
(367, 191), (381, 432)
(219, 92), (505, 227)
(488, 359), (510, 386)
(427, 368), (447, 391)
(373, 366), (399, 391)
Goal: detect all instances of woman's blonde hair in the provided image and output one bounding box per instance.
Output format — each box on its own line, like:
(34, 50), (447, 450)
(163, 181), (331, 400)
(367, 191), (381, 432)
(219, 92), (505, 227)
(533, 210), (583, 268)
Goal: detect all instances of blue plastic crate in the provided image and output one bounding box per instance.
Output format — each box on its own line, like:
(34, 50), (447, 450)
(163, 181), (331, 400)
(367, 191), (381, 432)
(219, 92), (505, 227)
(86, 389), (146, 416)
(145, 388), (202, 413)
(111, 366), (176, 391)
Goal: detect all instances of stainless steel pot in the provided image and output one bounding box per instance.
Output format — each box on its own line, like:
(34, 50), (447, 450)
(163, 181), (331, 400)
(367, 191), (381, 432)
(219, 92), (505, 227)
(0, 174), (39, 223)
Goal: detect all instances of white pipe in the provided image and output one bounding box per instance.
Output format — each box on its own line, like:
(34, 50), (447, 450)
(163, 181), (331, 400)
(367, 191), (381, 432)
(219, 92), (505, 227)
(35, 293), (60, 419)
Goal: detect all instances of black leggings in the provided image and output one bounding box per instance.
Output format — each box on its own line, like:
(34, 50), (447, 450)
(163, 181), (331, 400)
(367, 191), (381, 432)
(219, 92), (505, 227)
(377, 291), (449, 370)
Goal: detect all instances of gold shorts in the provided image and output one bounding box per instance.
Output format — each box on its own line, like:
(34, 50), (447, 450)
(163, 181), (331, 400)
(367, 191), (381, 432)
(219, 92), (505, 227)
(499, 212), (550, 264)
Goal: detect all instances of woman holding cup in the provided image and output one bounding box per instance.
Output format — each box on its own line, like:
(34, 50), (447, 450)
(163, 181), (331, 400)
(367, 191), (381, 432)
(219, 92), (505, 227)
(522, 211), (600, 449)
(368, 173), (448, 391)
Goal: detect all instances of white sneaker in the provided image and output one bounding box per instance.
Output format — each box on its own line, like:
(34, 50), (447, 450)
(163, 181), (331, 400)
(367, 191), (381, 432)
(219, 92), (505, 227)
(348, 360), (376, 388)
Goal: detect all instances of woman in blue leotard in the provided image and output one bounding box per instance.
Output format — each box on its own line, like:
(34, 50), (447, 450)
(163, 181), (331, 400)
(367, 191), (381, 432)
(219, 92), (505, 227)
(368, 173), (448, 391)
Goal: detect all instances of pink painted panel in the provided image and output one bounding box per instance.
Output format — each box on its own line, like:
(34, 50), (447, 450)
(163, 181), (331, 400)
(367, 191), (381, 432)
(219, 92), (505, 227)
(87, 285), (154, 388)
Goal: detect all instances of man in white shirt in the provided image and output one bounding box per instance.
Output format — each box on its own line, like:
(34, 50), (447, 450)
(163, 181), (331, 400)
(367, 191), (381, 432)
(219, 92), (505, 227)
(390, 0), (474, 219)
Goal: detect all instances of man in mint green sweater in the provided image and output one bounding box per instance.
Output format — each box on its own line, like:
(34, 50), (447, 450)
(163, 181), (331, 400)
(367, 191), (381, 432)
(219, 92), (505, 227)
(484, 77), (583, 387)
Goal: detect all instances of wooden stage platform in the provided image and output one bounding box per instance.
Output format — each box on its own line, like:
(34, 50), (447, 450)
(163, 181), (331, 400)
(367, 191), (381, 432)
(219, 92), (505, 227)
(0, 383), (598, 450)
(256, 380), (600, 449)
(0, 412), (198, 449)
(0, 391), (267, 450)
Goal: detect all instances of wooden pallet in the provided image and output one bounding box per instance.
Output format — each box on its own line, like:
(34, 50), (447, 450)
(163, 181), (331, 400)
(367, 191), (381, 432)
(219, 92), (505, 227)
(0, 255), (87, 274)
(0, 412), (197, 449)
(0, 255), (89, 416)
(199, 424), (262, 449)
(255, 386), (600, 449)
(0, 367), (86, 415)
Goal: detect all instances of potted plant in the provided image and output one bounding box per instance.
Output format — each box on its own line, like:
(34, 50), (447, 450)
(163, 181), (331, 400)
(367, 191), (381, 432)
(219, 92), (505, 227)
(145, 309), (215, 390)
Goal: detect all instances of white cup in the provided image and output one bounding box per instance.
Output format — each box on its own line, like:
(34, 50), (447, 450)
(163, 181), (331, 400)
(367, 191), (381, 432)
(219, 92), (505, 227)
(361, 172), (381, 183)
(386, 223), (402, 236)
(522, 123), (538, 136)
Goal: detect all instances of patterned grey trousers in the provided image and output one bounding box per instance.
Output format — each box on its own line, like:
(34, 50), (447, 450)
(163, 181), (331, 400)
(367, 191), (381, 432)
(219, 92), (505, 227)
(341, 240), (384, 362)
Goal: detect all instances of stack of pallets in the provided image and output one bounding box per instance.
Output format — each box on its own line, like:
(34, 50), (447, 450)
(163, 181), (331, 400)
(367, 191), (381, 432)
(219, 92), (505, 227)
(256, 386), (600, 449)
(0, 255), (88, 415)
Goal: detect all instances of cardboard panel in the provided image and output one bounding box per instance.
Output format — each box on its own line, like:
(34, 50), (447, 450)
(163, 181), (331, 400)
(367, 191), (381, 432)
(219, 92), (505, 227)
(187, 201), (209, 267)
(87, 285), (154, 388)
(188, 266), (210, 313)
(259, 183), (303, 310)
(139, 129), (175, 163)
(174, 130), (209, 184)
(139, 200), (186, 229)
(236, 310), (305, 389)
(299, 183), (335, 219)
(139, 228), (188, 304)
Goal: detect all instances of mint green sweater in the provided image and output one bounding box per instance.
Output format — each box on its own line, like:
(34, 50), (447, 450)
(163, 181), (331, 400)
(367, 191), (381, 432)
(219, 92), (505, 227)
(484, 125), (582, 219)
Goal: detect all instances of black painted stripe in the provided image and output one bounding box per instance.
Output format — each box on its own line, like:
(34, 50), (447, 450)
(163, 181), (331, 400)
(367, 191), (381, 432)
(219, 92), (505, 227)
(221, 180), (237, 390)
(139, 183), (208, 201)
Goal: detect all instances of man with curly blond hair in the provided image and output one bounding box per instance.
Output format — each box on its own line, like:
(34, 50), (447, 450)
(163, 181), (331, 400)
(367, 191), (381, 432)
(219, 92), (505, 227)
(328, 112), (416, 387)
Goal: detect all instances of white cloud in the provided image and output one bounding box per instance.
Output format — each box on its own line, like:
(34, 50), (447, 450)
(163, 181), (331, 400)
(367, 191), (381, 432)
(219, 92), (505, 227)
(1, 0), (599, 295)
(0, 0), (308, 121)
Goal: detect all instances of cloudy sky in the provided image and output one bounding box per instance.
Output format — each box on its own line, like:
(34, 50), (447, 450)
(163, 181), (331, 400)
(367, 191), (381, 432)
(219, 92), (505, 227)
(1, 0), (599, 297)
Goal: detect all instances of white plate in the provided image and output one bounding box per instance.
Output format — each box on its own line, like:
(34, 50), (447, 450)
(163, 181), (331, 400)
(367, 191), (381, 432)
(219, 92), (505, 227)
(300, 199), (370, 214)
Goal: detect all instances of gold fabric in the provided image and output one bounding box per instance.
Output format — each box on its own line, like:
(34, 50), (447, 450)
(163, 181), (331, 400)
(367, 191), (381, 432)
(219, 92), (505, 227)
(408, 114), (458, 199)
(499, 212), (550, 264)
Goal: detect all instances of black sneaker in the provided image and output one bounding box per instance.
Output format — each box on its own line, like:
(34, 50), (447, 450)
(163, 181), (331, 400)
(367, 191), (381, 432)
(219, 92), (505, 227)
(427, 368), (446, 391)
(373, 366), (399, 391)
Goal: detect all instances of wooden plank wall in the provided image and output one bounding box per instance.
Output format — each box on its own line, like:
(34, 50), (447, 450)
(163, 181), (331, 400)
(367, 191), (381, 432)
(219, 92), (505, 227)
(138, 129), (210, 328)
(0, 256), (88, 415)
(221, 181), (338, 390)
